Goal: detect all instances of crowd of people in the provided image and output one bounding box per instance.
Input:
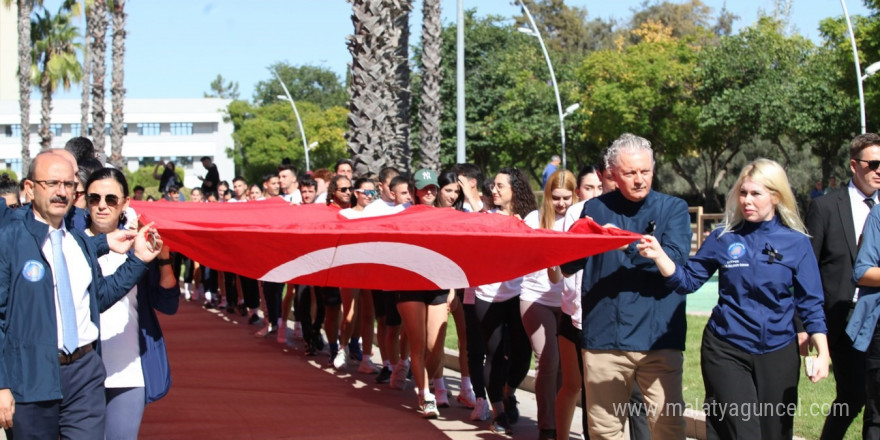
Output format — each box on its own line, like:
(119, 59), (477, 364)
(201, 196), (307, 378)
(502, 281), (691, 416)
(2, 132), (880, 440)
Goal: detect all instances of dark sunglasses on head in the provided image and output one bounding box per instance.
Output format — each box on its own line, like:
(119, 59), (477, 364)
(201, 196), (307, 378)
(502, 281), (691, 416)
(87, 193), (121, 207)
(337, 187), (352, 193)
(856, 158), (880, 171)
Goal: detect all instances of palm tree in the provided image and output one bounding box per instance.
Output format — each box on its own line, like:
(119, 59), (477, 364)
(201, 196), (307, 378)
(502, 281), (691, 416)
(346, 0), (393, 176)
(31, 7), (82, 149)
(388, 0), (412, 173)
(346, 0), (413, 176)
(3, 0), (39, 172)
(418, 0), (442, 170)
(88, 0), (107, 153)
(79, 0), (90, 138)
(109, 0), (125, 168)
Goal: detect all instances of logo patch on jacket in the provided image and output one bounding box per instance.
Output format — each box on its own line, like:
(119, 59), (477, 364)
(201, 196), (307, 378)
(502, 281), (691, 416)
(22, 260), (45, 282)
(727, 243), (746, 259)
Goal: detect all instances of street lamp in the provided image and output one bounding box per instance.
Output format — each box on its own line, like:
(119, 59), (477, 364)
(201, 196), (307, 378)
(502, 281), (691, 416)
(517, 0), (572, 171)
(863, 61), (880, 81)
(273, 71), (311, 172)
(841, 0), (870, 133)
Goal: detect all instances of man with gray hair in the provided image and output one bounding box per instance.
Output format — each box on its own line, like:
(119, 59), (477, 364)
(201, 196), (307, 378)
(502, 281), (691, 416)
(561, 133), (691, 439)
(541, 154), (561, 189)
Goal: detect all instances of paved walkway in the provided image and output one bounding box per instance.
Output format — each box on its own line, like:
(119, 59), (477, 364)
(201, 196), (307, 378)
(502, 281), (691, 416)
(140, 300), (580, 439)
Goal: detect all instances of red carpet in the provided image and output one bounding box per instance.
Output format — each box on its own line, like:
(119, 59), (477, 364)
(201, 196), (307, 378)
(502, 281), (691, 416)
(139, 302), (452, 439)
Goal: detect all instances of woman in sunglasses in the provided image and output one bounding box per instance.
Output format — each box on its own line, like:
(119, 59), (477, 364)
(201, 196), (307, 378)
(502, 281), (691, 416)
(339, 177), (377, 219)
(84, 168), (180, 438)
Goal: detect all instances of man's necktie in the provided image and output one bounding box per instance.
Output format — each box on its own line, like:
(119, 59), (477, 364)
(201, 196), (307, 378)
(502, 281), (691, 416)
(49, 230), (78, 354)
(866, 197), (876, 209)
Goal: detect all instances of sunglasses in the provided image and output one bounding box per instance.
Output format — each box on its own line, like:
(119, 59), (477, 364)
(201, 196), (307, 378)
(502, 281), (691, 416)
(87, 193), (121, 207)
(337, 187), (352, 193)
(355, 189), (377, 197)
(855, 158), (880, 171)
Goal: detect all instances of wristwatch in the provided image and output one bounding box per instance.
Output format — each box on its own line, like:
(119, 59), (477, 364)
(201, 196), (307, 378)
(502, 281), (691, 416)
(156, 258), (172, 267)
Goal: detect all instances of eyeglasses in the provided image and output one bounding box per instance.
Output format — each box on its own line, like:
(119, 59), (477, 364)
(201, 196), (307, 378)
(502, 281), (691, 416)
(337, 187), (352, 193)
(87, 193), (121, 207)
(74, 191), (85, 199)
(855, 158), (880, 171)
(32, 180), (76, 191)
(355, 189), (377, 197)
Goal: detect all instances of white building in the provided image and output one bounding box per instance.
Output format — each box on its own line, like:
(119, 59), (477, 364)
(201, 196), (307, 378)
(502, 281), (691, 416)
(0, 98), (235, 189)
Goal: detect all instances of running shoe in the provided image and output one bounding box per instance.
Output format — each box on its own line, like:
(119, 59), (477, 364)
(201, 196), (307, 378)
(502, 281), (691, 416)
(456, 388), (477, 408)
(503, 394), (519, 424)
(489, 412), (513, 435)
(422, 395), (440, 419)
(358, 358), (381, 374)
(469, 397), (491, 421)
(375, 366), (392, 384)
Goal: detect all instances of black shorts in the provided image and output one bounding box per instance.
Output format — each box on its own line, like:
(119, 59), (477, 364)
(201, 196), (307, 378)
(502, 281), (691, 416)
(378, 291), (401, 326)
(397, 290), (448, 306)
(557, 313), (582, 348)
(315, 286), (341, 306)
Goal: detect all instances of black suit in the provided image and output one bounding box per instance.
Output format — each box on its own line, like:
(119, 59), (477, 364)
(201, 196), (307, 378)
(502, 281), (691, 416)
(806, 185), (867, 439)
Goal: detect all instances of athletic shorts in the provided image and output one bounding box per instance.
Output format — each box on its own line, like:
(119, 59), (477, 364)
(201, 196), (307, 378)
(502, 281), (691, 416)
(315, 286), (341, 306)
(397, 290), (448, 306)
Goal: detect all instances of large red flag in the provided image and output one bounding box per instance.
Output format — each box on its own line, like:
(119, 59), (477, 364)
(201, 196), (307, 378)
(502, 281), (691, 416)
(132, 200), (640, 290)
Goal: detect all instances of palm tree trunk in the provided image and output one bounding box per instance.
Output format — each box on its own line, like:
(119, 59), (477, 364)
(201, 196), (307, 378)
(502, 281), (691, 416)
(80, 0), (91, 141)
(39, 68), (53, 150)
(109, 0), (126, 168)
(388, 0), (412, 173)
(17, 0), (33, 172)
(418, 0), (442, 171)
(89, 0), (108, 154)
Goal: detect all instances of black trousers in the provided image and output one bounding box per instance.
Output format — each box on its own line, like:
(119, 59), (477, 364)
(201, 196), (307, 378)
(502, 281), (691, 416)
(463, 302), (488, 399)
(224, 271), (238, 307)
(820, 334), (866, 440)
(262, 281), (283, 323)
(239, 275), (260, 309)
(702, 327), (799, 440)
(294, 285), (325, 347)
(474, 296), (531, 404)
(865, 321), (880, 440)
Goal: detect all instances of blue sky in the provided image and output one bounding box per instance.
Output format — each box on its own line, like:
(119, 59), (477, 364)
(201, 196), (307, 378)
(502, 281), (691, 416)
(51, 0), (873, 101)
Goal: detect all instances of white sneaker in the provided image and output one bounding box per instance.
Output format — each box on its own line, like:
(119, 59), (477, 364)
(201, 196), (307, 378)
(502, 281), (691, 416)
(469, 397), (490, 421)
(254, 325), (272, 338)
(194, 284), (205, 301)
(358, 357), (381, 374)
(183, 283), (192, 301)
(389, 359), (409, 390)
(422, 393), (440, 419)
(276, 327), (287, 344)
(457, 388), (477, 408)
(292, 322), (304, 341)
(436, 389), (450, 408)
(332, 348), (348, 369)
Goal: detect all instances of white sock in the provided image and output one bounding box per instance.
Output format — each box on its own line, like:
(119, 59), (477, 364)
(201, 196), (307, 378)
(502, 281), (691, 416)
(433, 377), (446, 391)
(384, 360), (392, 368)
(461, 376), (473, 390)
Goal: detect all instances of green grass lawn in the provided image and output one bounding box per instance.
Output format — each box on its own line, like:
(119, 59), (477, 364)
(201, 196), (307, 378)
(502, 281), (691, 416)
(445, 313), (863, 439)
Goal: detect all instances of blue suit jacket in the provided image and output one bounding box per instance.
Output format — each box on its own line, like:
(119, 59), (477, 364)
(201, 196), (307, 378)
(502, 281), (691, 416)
(0, 209), (147, 403)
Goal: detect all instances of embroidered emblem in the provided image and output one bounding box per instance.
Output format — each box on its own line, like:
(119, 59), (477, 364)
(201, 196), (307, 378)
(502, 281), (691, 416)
(727, 242), (746, 260)
(22, 260), (45, 282)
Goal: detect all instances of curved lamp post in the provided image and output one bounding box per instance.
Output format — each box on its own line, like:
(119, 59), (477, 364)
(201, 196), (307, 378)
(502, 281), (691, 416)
(273, 71), (311, 172)
(841, 0), (869, 133)
(517, 0), (578, 171)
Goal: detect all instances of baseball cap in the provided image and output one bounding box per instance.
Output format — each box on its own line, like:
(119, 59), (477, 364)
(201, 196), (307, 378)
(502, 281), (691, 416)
(414, 169), (438, 189)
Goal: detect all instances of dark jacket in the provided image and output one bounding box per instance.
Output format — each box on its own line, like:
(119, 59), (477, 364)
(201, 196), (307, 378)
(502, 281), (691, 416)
(0, 209), (147, 403)
(134, 259), (179, 403)
(668, 217), (826, 354)
(565, 190), (692, 351)
(805, 186), (861, 345)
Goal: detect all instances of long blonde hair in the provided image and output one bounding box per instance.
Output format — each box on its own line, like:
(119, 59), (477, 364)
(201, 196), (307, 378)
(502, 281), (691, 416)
(721, 158), (807, 235)
(541, 169), (578, 229)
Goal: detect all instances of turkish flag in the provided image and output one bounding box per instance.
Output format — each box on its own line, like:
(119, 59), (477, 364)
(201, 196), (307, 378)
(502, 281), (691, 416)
(132, 200), (639, 290)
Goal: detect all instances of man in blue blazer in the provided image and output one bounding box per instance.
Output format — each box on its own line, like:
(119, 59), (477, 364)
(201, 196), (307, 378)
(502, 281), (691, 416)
(0, 151), (161, 439)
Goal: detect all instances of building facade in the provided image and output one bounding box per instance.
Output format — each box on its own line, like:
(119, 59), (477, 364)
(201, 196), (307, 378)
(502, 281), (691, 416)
(0, 98), (234, 189)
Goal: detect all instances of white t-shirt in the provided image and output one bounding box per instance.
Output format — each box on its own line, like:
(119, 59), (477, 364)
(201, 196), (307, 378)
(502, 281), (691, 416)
(97, 249), (145, 388)
(562, 202), (586, 330)
(315, 192), (327, 204)
(519, 210), (564, 306)
(339, 207), (368, 219)
(283, 190), (303, 205)
(362, 198), (407, 217)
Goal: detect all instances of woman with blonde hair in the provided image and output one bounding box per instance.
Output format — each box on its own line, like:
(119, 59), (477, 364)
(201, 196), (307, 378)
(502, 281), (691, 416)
(638, 158), (829, 440)
(520, 169), (578, 440)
